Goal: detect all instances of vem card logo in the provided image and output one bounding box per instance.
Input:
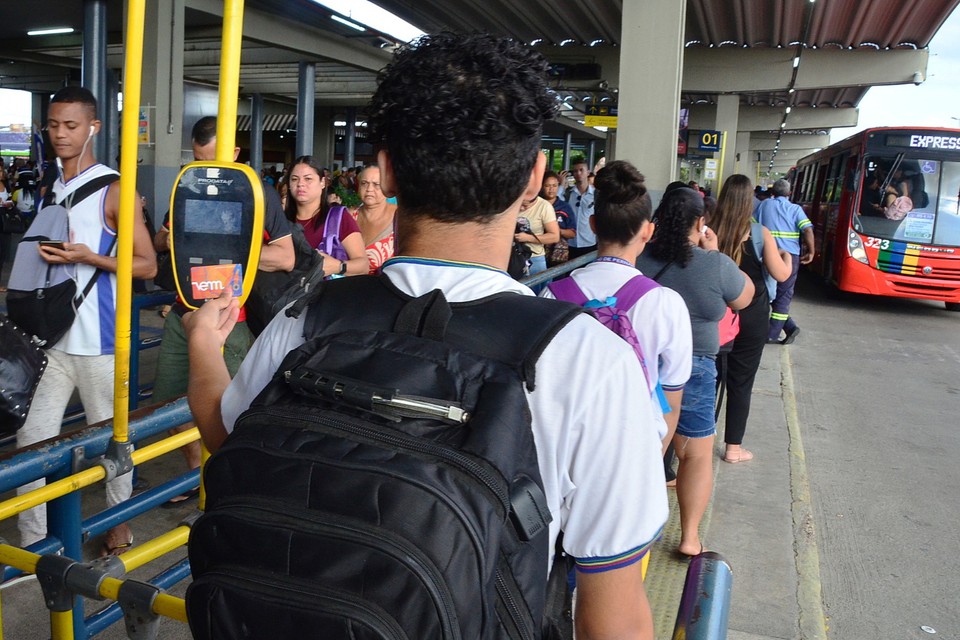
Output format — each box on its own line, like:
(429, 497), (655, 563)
(190, 264), (243, 299)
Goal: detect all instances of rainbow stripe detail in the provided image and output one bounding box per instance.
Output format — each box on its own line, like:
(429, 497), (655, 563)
(877, 242), (922, 275)
(574, 525), (664, 573)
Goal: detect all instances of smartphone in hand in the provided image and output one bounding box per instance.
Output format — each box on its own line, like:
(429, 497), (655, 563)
(39, 240), (66, 250)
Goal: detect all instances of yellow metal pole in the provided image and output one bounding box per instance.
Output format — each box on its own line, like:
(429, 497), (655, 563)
(216, 0), (245, 161)
(112, 0), (148, 444)
(50, 610), (75, 640)
(717, 131), (728, 189)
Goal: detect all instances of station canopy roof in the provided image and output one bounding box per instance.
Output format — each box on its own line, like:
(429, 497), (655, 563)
(1, 0), (958, 155)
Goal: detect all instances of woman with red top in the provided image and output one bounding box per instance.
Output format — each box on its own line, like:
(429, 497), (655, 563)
(351, 165), (397, 274)
(285, 155), (367, 278)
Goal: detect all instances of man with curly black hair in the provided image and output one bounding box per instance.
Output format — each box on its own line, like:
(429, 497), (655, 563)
(186, 32), (666, 639)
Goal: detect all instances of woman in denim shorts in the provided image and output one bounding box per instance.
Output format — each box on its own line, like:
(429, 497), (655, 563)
(637, 185), (754, 557)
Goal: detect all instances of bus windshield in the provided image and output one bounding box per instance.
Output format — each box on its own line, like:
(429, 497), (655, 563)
(854, 154), (960, 247)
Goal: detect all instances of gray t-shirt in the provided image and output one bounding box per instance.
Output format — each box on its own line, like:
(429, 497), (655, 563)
(638, 247), (745, 357)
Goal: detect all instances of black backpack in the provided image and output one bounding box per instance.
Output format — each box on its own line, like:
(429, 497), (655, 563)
(244, 223), (324, 336)
(187, 276), (581, 639)
(6, 174), (119, 347)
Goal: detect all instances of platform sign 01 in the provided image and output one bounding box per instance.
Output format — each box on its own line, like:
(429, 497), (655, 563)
(700, 130), (721, 152)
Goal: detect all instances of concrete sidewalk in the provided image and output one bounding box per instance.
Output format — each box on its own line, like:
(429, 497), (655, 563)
(645, 344), (821, 640)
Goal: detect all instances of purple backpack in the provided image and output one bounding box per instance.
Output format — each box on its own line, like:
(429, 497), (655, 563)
(321, 205), (349, 262)
(547, 275), (659, 388)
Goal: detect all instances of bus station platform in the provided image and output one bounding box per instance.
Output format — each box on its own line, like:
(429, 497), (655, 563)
(0, 284), (812, 640)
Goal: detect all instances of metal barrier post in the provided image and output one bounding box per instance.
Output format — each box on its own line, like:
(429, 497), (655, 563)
(672, 551), (733, 640)
(46, 466), (86, 637)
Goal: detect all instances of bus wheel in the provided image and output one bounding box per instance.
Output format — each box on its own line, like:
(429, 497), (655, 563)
(946, 302), (960, 312)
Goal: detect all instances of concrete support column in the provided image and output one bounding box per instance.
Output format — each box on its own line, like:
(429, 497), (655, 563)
(562, 132), (573, 171)
(105, 70), (119, 170)
(734, 131), (752, 181)
(139, 0), (184, 226)
(83, 0), (109, 164)
(617, 0), (685, 202)
(312, 107), (335, 166)
(344, 107), (357, 169)
(548, 148), (556, 171)
(588, 140), (597, 169)
(715, 94), (740, 188)
(296, 61), (316, 158)
(250, 93), (264, 176)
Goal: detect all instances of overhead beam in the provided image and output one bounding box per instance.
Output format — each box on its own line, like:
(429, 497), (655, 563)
(750, 134), (831, 150)
(186, 0), (391, 73)
(680, 47), (928, 93)
(688, 104), (858, 131)
(225, 80), (379, 95)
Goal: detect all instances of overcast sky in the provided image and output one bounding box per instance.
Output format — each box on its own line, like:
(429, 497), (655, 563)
(3, 3), (958, 140)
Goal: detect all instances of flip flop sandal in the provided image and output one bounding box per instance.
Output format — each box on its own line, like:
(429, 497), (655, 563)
(101, 533), (134, 557)
(160, 486), (200, 509)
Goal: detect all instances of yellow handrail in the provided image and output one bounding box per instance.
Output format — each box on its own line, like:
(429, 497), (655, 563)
(215, 0), (245, 161)
(112, 0), (148, 444)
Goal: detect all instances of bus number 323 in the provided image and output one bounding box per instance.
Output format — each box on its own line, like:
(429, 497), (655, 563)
(864, 237), (890, 250)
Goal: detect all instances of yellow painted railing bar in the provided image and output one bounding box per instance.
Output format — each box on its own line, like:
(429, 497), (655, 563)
(1, 545), (188, 625)
(112, 0), (148, 444)
(50, 610), (74, 640)
(0, 545), (40, 575)
(215, 0), (245, 161)
(199, 441), (210, 511)
(0, 429), (200, 522)
(152, 592), (189, 623)
(119, 526), (190, 573)
(98, 577), (188, 623)
(717, 131), (729, 188)
(130, 427), (200, 465)
(0, 467), (106, 522)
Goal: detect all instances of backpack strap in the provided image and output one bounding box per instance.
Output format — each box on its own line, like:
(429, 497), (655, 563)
(74, 234), (118, 308)
(322, 205), (345, 255)
(610, 275), (659, 310)
(42, 173), (119, 209)
(393, 288), (452, 342)
(303, 275), (584, 392)
(546, 276), (588, 306)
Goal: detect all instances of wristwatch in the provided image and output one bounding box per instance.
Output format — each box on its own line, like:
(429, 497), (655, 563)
(338, 260), (348, 275)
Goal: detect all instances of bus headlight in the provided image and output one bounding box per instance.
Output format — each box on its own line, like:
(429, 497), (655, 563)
(848, 231), (868, 264)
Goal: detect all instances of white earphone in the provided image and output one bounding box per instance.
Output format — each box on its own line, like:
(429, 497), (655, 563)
(88, 125), (95, 138)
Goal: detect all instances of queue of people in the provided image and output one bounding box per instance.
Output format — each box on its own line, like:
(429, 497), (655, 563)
(4, 32), (821, 640)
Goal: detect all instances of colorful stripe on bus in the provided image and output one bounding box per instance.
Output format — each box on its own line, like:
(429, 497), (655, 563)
(877, 241), (921, 275)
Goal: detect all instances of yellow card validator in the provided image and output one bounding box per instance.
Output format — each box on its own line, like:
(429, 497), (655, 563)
(190, 264), (243, 300)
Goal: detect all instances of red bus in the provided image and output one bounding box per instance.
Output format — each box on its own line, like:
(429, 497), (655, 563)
(792, 127), (960, 311)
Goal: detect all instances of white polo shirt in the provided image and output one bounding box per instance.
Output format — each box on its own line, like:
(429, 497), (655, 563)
(221, 257), (668, 572)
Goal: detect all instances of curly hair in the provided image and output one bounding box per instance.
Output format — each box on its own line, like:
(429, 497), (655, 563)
(647, 187), (704, 268)
(593, 160), (651, 246)
(367, 32), (558, 223)
(712, 174), (754, 265)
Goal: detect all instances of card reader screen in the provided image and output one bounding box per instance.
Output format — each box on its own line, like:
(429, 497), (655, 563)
(184, 199), (242, 236)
